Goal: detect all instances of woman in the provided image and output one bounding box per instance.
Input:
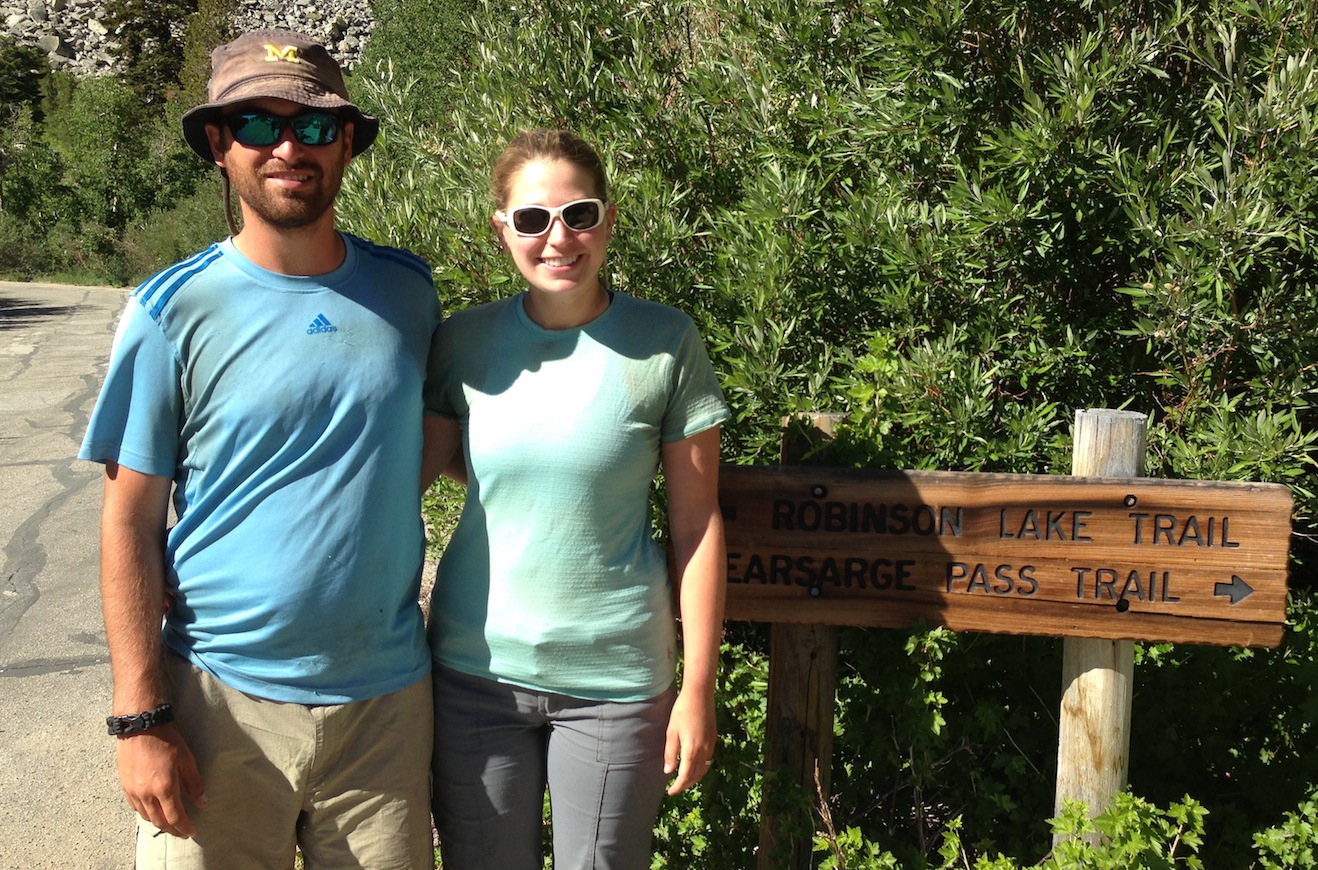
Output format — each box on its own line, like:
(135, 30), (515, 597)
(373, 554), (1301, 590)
(422, 129), (729, 869)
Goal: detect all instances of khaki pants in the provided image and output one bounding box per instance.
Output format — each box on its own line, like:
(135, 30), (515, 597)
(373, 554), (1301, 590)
(135, 653), (433, 869)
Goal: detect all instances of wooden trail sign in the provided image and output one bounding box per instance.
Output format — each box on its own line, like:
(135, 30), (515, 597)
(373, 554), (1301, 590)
(720, 466), (1293, 648)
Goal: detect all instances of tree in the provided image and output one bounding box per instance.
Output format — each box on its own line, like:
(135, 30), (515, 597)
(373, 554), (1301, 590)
(0, 107), (73, 229)
(46, 75), (166, 229)
(0, 38), (50, 120)
(1, 41), (56, 227)
(103, 0), (195, 105)
(178, 0), (237, 111)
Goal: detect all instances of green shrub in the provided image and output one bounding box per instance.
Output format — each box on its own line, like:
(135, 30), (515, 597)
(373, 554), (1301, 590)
(814, 794), (1210, 869)
(358, 0), (478, 126)
(118, 179), (230, 285)
(0, 214), (57, 279)
(1254, 786), (1318, 869)
(355, 0), (1318, 865)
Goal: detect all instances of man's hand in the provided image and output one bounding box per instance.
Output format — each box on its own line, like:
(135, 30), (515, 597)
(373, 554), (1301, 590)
(116, 724), (208, 838)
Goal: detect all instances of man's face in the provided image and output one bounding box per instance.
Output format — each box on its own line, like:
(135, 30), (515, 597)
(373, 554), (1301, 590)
(205, 97), (355, 231)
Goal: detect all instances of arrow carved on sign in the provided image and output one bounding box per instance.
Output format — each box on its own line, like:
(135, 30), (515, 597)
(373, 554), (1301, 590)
(1214, 575), (1254, 605)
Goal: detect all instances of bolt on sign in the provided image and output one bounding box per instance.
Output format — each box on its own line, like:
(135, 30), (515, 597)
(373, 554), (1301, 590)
(720, 466), (1293, 648)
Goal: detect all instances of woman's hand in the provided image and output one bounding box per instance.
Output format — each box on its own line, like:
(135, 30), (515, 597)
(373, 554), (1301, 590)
(664, 682), (717, 794)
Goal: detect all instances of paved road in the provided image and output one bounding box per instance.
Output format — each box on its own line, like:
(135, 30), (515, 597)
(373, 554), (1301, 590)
(0, 281), (135, 869)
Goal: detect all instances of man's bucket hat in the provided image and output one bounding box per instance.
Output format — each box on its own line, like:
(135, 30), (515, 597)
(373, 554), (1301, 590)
(181, 29), (379, 162)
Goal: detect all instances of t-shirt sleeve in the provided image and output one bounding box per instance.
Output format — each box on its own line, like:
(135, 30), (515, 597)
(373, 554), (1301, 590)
(423, 317), (461, 419)
(78, 298), (183, 478)
(661, 320), (731, 443)
(421, 293), (446, 418)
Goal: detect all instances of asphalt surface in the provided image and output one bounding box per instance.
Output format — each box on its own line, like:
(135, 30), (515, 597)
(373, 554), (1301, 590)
(0, 280), (135, 869)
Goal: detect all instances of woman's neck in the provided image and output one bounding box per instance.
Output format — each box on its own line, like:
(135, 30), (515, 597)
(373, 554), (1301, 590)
(523, 284), (610, 330)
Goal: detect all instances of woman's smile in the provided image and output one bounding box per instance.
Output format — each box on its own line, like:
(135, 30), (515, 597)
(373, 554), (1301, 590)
(493, 157), (617, 328)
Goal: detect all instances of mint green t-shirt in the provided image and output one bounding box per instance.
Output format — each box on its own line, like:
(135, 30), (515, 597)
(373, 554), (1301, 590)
(426, 292), (730, 701)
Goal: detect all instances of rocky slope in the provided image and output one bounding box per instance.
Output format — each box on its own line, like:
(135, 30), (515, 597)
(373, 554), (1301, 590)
(2, 0), (375, 75)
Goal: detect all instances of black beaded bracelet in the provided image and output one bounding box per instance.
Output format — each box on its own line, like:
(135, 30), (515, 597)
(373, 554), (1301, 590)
(106, 703), (174, 737)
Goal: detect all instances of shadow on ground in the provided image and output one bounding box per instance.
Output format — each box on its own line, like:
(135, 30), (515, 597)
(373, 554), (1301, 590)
(0, 297), (77, 329)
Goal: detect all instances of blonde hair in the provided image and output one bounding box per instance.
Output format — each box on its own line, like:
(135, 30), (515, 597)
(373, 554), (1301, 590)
(491, 129), (608, 209)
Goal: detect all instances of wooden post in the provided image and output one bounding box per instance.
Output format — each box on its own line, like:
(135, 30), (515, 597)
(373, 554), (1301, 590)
(1054, 409), (1146, 846)
(757, 413), (844, 870)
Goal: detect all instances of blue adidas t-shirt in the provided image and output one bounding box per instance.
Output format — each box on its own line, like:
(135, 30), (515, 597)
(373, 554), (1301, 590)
(80, 235), (440, 704)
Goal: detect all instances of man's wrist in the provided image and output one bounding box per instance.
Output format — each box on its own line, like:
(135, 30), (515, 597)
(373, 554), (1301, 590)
(106, 703), (174, 737)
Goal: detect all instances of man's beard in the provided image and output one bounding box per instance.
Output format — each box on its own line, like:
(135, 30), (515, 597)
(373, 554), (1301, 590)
(228, 159), (344, 230)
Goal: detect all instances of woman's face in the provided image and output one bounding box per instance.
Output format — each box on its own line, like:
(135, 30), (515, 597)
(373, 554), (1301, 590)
(493, 158), (615, 301)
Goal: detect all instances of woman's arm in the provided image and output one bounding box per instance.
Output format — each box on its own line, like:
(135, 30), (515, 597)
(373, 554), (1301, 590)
(421, 415), (465, 490)
(659, 425), (726, 795)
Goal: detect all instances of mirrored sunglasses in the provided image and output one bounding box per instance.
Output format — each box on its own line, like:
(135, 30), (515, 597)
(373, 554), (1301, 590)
(497, 198), (607, 236)
(224, 111), (341, 147)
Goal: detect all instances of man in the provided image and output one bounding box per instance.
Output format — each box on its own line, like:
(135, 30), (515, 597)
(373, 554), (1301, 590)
(80, 29), (439, 868)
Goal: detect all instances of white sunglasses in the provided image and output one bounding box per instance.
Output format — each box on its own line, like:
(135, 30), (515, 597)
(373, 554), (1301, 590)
(496, 198), (607, 236)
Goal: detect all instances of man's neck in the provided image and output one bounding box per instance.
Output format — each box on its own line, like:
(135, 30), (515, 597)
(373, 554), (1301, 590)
(232, 212), (345, 277)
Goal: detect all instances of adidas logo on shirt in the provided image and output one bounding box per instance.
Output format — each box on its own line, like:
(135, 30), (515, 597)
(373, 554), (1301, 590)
(307, 314), (339, 335)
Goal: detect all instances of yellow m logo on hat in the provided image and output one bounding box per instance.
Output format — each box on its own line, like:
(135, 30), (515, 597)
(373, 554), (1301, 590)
(263, 44), (302, 64)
